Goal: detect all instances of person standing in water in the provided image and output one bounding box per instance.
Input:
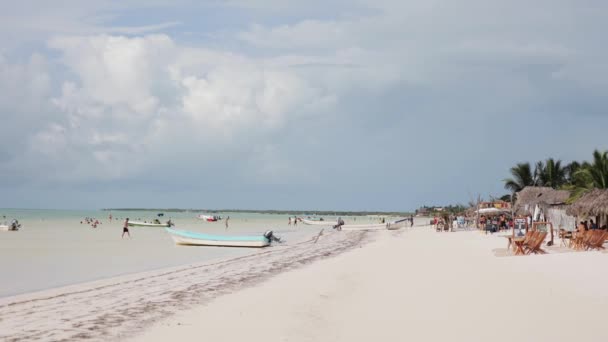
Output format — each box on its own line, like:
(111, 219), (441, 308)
(122, 218), (131, 238)
(225, 216), (230, 229)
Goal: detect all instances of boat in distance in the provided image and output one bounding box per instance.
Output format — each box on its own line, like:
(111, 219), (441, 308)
(197, 214), (221, 222)
(165, 228), (272, 247)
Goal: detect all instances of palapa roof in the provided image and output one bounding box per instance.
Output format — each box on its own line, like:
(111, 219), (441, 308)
(513, 186), (571, 215)
(566, 189), (608, 217)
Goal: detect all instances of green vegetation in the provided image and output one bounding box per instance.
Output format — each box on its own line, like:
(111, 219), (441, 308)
(416, 204), (467, 216)
(504, 149), (608, 202)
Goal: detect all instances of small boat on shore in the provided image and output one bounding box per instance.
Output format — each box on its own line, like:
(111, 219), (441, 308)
(165, 228), (277, 247)
(128, 221), (172, 228)
(300, 218), (337, 226)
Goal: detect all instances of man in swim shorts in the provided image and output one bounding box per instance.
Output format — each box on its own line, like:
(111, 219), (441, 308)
(122, 218), (131, 238)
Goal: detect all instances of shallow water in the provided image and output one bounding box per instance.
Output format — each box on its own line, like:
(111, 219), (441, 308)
(0, 209), (392, 297)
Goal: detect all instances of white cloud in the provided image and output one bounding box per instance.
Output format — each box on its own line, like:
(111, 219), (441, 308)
(1, 0), (608, 209)
(6, 34), (336, 182)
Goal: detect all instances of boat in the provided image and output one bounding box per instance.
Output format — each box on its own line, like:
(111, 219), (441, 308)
(299, 218), (337, 226)
(197, 214), (221, 222)
(340, 218), (408, 231)
(0, 220), (20, 231)
(165, 228), (275, 247)
(128, 221), (171, 227)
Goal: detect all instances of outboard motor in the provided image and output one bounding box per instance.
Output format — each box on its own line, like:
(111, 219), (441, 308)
(10, 219), (20, 231)
(264, 230), (281, 244)
(333, 218), (345, 230)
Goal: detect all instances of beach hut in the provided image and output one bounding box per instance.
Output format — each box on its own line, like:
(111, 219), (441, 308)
(513, 187), (575, 241)
(566, 189), (608, 228)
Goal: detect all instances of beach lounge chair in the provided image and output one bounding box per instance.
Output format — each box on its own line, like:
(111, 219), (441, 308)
(525, 231), (547, 255)
(522, 231), (535, 248)
(586, 231), (607, 251)
(559, 229), (573, 248)
(580, 231), (595, 250)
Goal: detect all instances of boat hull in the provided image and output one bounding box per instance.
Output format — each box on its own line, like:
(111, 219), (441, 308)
(128, 221), (170, 228)
(300, 218), (337, 226)
(165, 228), (270, 248)
(340, 219), (407, 231)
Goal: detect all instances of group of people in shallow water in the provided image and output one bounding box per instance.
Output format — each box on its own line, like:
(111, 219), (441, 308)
(81, 217), (102, 228)
(287, 216), (299, 226)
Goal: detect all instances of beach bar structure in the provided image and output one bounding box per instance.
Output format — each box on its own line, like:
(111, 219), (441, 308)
(566, 189), (608, 227)
(513, 187), (575, 231)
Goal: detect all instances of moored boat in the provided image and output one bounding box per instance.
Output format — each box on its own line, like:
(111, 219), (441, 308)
(165, 228), (275, 247)
(0, 220), (20, 231)
(0, 225), (15, 232)
(128, 221), (171, 228)
(299, 218), (337, 226)
(340, 218), (408, 231)
(197, 214), (221, 222)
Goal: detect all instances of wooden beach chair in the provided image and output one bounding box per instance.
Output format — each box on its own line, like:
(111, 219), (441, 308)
(559, 229), (572, 248)
(586, 231), (607, 251)
(525, 232), (547, 255)
(581, 231), (595, 250)
(522, 231), (536, 249)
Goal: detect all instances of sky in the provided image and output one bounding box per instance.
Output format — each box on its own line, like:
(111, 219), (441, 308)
(1, 0), (607, 211)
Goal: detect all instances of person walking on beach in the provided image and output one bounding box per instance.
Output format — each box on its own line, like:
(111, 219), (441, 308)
(288, 217), (292, 226)
(294, 216), (298, 226)
(122, 218), (131, 238)
(410, 215), (414, 227)
(225, 216), (230, 229)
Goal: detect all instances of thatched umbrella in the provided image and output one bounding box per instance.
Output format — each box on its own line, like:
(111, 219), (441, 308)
(566, 189), (608, 226)
(513, 187), (571, 216)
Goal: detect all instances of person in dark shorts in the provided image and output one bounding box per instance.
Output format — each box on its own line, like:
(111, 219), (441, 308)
(122, 218), (131, 238)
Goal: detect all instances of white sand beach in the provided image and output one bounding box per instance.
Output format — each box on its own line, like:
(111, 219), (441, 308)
(131, 226), (608, 342)
(2, 224), (607, 341)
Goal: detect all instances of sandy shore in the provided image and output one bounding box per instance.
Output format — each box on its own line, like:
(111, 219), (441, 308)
(0, 229), (369, 341)
(131, 226), (607, 342)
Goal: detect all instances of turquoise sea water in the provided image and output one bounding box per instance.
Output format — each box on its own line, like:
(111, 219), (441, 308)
(0, 209), (390, 297)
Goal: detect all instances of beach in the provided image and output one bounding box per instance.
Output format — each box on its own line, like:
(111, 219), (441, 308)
(2, 220), (607, 341)
(130, 225), (608, 342)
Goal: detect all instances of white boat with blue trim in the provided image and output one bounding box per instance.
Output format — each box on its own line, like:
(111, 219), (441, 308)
(165, 228), (276, 247)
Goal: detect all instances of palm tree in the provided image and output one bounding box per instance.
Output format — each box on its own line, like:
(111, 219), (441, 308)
(504, 162), (535, 193)
(564, 161), (581, 184)
(565, 150), (608, 203)
(536, 158), (566, 189)
(577, 150), (608, 189)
